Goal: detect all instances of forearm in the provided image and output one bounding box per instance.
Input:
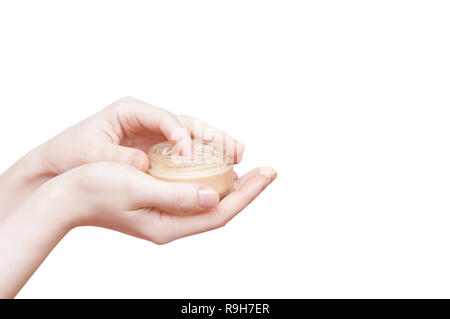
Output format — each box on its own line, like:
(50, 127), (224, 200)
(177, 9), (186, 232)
(0, 145), (54, 223)
(0, 181), (72, 298)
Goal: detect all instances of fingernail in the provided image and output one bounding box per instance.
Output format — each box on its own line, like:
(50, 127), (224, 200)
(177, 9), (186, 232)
(260, 167), (277, 182)
(198, 188), (219, 208)
(182, 139), (193, 157)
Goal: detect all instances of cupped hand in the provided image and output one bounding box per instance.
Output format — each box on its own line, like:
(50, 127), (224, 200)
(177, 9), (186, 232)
(37, 162), (277, 244)
(41, 96), (245, 176)
(0, 97), (245, 221)
(0, 162), (276, 297)
(0, 97), (274, 298)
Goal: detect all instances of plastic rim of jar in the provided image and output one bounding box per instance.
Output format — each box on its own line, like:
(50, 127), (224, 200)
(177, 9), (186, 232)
(148, 141), (234, 198)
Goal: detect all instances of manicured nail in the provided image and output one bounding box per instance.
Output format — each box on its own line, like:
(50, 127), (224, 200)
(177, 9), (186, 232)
(198, 188), (219, 208)
(178, 140), (190, 157)
(229, 141), (243, 163)
(259, 167), (277, 182)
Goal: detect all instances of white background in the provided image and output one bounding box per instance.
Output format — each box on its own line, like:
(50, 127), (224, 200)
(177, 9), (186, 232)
(0, 0), (449, 298)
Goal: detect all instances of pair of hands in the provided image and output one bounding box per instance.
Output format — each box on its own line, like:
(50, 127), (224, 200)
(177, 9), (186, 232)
(0, 97), (276, 298)
(1, 96), (276, 243)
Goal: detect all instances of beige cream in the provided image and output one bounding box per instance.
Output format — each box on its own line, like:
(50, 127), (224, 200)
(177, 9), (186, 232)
(148, 141), (234, 198)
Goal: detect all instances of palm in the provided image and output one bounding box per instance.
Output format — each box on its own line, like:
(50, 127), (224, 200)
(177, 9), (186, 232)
(118, 167), (274, 244)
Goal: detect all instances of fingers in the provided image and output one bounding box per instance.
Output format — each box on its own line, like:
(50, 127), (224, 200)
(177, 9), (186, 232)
(177, 115), (245, 163)
(153, 167), (277, 242)
(69, 163), (275, 245)
(232, 167), (263, 189)
(111, 97), (192, 155)
(109, 98), (245, 161)
(98, 144), (150, 172)
(130, 172), (219, 214)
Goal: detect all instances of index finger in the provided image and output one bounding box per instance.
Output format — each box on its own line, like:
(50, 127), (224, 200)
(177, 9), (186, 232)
(110, 97), (193, 156)
(163, 167), (277, 241)
(176, 115), (245, 164)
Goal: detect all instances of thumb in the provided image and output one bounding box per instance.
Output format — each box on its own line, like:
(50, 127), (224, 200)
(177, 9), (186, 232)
(97, 144), (150, 172)
(135, 175), (219, 213)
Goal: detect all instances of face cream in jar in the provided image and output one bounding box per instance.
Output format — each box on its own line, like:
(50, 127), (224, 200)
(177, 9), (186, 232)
(148, 141), (234, 198)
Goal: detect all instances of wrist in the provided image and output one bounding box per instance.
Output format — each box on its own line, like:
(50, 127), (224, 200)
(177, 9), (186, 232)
(0, 145), (58, 222)
(0, 176), (74, 298)
(18, 175), (80, 233)
(2, 144), (53, 185)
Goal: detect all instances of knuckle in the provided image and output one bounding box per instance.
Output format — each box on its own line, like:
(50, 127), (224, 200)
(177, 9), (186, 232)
(217, 219), (228, 229)
(108, 96), (137, 112)
(151, 233), (172, 245)
(116, 96), (137, 105)
(170, 190), (191, 211)
(217, 212), (231, 228)
(211, 211), (228, 229)
(177, 114), (193, 122)
(170, 127), (189, 142)
(153, 239), (168, 245)
(158, 108), (176, 122)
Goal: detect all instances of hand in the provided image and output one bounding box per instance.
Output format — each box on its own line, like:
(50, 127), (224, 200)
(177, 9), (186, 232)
(0, 162), (276, 297)
(45, 162), (276, 244)
(0, 97), (245, 221)
(40, 96), (244, 174)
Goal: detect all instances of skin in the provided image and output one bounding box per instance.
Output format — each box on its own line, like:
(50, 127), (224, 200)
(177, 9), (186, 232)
(0, 97), (277, 298)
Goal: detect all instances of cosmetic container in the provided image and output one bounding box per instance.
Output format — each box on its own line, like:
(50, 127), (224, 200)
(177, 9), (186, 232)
(148, 141), (234, 198)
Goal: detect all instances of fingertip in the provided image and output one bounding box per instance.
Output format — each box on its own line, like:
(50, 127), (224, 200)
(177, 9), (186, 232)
(168, 125), (192, 156)
(170, 131), (193, 157)
(132, 151), (150, 172)
(230, 167), (277, 200)
(180, 137), (193, 157)
(236, 142), (245, 163)
(258, 167), (277, 182)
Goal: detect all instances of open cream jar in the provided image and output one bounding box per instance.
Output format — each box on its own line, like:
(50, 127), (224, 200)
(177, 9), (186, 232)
(148, 141), (234, 198)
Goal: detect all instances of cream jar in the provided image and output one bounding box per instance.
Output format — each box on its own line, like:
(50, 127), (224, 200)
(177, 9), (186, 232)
(148, 141), (234, 198)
